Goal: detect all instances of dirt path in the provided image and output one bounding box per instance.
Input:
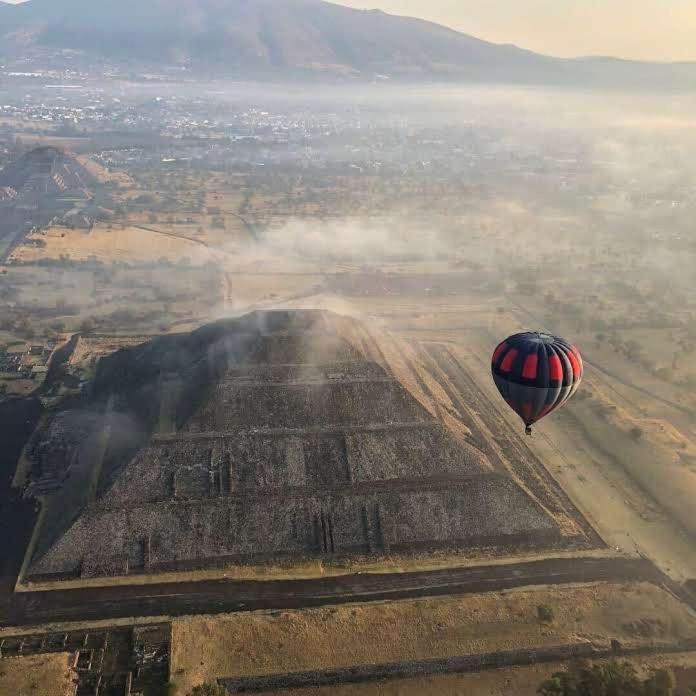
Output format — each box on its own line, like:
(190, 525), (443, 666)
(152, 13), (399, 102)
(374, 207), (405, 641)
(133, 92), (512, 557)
(131, 224), (213, 249)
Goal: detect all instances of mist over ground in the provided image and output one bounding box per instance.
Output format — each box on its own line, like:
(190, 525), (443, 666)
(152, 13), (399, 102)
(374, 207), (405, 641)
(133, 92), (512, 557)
(4, 68), (696, 696)
(1, 81), (696, 403)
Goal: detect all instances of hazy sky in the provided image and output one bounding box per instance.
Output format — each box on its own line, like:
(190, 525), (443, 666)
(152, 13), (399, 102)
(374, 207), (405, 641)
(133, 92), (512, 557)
(3, 0), (695, 62)
(338, 0), (696, 62)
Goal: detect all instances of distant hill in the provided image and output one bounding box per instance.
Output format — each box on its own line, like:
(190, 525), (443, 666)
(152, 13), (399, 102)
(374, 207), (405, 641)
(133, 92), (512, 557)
(1, 0), (695, 86)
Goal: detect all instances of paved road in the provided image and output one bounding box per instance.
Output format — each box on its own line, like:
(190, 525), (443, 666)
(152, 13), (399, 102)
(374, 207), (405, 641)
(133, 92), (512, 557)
(2, 556), (664, 628)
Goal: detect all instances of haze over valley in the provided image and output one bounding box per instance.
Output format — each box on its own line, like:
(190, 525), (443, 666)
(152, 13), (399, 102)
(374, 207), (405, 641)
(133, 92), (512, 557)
(1, 3), (696, 696)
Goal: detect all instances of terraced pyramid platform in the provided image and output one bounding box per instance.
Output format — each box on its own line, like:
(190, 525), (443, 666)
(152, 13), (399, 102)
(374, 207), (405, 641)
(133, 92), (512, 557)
(28, 310), (569, 581)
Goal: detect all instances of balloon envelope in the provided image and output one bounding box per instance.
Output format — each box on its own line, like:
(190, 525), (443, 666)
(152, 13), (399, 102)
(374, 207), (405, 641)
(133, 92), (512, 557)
(491, 332), (582, 431)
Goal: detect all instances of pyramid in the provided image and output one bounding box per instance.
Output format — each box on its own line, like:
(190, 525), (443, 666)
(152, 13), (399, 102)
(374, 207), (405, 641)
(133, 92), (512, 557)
(28, 311), (562, 580)
(0, 146), (99, 197)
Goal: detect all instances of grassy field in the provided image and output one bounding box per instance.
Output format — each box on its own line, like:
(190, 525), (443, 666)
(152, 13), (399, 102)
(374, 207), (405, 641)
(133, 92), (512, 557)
(170, 581), (696, 694)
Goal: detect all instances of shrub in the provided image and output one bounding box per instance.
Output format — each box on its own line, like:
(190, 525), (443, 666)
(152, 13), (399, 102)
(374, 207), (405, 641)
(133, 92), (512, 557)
(537, 605), (555, 623)
(539, 660), (675, 696)
(629, 426), (643, 441)
(189, 683), (228, 696)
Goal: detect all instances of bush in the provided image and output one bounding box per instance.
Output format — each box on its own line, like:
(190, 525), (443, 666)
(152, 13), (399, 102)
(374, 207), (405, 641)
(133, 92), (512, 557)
(16, 318), (35, 339)
(537, 605), (555, 623)
(189, 683), (227, 696)
(655, 367), (675, 383)
(629, 426), (643, 441)
(539, 660), (676, 696)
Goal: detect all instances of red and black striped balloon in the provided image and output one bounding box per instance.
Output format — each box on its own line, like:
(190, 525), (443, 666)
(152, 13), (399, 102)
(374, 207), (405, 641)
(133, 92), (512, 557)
(491, 332), (583, 433)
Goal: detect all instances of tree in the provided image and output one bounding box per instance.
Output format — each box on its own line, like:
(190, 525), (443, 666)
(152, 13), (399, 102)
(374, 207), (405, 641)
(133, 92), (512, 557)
(623, 340), (643, 363)
(629, 426), (643, 441)
(189, 683), (228, 696)
(655, 367), (674, 383)
(16, 318), (35, 339)
(537, 605), (555, 623)
(538, 660), (675, 696)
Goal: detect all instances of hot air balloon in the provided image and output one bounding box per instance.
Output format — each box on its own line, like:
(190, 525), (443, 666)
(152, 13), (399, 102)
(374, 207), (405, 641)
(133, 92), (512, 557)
(491, 332), (583, 434)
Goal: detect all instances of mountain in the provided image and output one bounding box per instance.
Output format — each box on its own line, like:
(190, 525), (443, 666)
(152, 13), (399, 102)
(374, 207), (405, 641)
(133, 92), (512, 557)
(1, 0), (695, 86)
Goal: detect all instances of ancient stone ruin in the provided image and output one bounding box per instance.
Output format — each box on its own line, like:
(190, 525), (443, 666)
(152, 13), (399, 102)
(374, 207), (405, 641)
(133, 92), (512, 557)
(28, 310), (565, 580)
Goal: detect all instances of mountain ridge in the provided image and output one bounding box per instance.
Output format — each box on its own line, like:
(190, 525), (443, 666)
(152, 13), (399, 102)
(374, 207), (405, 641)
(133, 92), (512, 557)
(1, 0), (695, 86)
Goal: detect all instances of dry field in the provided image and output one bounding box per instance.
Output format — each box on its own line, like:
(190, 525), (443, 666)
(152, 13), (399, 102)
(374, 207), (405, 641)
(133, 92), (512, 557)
(150, 218), (250, 248)
(10, 225), (216, 265)
(0, 653), (75, 696)
(566, 386), (696, 536)
(170, 581), (696, 694)
(0, 378), (37, 397)
(204, 189), (247, 212)
(75, 154), (133, 187)
(220, 273), (321, 315)
(125, 211), (252, 249)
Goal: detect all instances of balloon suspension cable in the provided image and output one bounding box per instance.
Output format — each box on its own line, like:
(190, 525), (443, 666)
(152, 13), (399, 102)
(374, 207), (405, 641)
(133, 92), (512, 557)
(525, 425), (532, 436)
